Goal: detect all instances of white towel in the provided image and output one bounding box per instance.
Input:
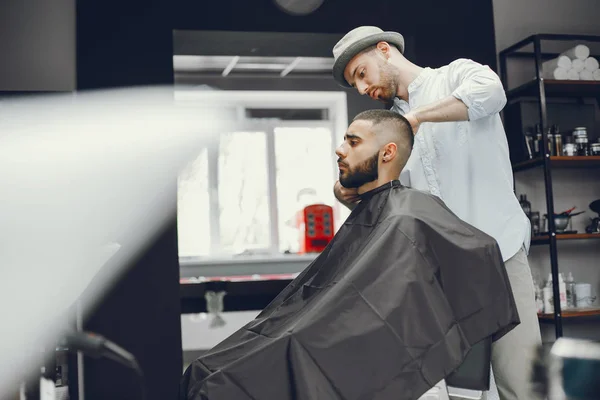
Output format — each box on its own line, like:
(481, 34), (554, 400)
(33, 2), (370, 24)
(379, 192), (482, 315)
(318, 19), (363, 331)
(572, 58), (585, 72)
(549, 67), (569, 80)
(543, 55), (572, 72)
(567, 68), (580, 80)
(542, 57), (571, 79)
(594, 69), (600, 81)
(580, 69), (594, 80)
(561, 44), (591, 60)
(584, 56), (599, 72)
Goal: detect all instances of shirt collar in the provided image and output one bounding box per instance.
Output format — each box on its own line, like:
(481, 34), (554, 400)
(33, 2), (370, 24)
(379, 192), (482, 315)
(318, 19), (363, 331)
(391, 68), (433, 110)
(407, 67), (433, 94)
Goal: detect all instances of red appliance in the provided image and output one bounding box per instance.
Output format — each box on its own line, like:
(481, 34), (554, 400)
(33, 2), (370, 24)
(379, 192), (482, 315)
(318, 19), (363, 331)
(297, 204), (334, 253)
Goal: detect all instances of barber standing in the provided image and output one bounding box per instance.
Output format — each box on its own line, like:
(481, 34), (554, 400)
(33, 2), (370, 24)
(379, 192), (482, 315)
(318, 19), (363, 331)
(331, 26), (541, 400)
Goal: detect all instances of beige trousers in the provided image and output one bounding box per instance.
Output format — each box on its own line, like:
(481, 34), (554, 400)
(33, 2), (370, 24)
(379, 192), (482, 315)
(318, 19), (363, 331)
(488, 246), (542, 400)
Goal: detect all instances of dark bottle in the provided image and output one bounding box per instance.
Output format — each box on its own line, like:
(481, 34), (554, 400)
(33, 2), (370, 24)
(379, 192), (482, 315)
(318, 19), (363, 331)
(519, 194), (532, 219)
(534, 124), (543, 157)
(549, 132), (555, 155)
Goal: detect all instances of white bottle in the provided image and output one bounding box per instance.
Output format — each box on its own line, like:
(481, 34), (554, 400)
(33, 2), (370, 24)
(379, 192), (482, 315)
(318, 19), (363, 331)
(565, 272), (575, 308)
(558, 273), (567, 309)
(543, 275), (554, 313)
(533, 280), (544, 313)
(543, 286), (553, 314)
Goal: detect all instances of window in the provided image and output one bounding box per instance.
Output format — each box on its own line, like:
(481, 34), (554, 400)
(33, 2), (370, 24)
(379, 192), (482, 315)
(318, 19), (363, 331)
(274, 126), (337, 253)
(218, 131), (270, 254)
(175, 91), (348, 262)
(177, 148), (210, 257)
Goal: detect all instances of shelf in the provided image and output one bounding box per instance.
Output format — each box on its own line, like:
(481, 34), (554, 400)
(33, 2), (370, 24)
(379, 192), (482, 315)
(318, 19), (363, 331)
(513, 156), (600, 172)
(509, 51), (600, 62)
(506, 80), (600, 101)
(538, 308), (600, 320)
(498, 34), (600, 60)
(531, 233), (600, 245)
(513, 157), (544, 172)
(180, 277), (294, 313)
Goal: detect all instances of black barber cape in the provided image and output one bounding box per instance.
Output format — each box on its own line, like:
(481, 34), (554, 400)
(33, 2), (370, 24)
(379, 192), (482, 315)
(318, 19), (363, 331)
(180, 180), (520, 400)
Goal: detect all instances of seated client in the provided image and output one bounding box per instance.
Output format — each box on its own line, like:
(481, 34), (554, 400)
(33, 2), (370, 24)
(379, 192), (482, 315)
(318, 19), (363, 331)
(179, 109), (520, 400)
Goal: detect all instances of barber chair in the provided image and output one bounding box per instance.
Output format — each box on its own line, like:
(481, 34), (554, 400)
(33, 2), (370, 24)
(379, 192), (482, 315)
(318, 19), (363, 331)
(420, 337), (492, 400)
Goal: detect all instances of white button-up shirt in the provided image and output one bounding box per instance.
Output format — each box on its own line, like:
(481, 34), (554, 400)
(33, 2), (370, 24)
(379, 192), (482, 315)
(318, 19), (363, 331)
(392, 58), (530, 261)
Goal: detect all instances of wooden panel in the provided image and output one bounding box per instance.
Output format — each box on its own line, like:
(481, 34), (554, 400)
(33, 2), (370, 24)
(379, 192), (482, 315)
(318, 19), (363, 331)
(531, 233), (600, 245)
(513, 156), (600, 172)
(539, 308), (600, 320)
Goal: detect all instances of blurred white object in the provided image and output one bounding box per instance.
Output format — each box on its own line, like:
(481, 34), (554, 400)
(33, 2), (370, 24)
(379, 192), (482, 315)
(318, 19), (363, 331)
(0, 86), (235, 398)
(543, 337), (600, 400)
(594, 69), (600, 80)
(561, 44), (590, 60)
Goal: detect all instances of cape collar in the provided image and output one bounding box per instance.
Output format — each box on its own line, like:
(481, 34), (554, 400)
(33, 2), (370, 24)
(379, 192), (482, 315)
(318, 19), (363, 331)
(359, 180), (403, 202)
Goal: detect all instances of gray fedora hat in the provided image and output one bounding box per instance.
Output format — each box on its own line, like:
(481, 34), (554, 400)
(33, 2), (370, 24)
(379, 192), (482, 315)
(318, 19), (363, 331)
(332, 26), (404, 87)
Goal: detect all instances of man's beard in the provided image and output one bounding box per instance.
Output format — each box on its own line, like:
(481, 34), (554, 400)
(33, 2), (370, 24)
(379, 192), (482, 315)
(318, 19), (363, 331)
(339, 151), (379, 189)
(375, 62), (398, 103)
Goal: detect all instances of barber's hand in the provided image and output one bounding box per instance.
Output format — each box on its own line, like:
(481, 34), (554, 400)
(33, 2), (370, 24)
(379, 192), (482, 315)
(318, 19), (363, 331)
(404, 112), (421, 136)
(333, 180), (360, 209)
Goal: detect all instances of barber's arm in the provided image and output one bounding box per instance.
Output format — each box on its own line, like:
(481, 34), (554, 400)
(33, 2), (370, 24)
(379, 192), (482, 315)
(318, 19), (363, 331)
(404, 58), (507, 132)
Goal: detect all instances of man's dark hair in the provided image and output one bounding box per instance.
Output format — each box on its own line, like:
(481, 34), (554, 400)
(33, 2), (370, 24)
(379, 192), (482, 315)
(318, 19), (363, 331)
(352, 109), (414, 149)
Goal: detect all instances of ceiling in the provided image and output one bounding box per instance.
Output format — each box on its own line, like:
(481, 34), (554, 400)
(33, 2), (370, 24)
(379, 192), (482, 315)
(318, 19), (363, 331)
(173, 55), (334, 78)
(172, 30), (340, 79)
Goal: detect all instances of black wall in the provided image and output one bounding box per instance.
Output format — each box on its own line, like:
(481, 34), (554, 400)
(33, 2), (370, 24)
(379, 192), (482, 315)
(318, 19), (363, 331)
(76, 1), (182, 400)
(77, 0), (174, 89)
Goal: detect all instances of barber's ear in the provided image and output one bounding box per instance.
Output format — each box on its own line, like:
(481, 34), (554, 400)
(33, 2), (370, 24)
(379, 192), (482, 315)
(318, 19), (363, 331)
(376, 41), (391, 58)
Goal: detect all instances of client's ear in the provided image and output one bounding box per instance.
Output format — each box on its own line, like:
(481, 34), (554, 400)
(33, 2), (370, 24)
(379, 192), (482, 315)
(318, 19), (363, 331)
(382, 142), (397, 162)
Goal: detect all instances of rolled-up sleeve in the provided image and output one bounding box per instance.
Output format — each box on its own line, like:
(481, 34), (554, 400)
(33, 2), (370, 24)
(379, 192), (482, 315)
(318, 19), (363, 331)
(450, 58), (507, 121)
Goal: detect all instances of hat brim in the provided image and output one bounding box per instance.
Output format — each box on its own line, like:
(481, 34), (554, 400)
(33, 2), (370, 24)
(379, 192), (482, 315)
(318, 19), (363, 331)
(332, 32), (405, 88)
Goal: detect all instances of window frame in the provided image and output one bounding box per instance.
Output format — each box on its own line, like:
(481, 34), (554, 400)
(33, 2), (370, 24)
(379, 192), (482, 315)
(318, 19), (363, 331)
(175, 90), (348, 272)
